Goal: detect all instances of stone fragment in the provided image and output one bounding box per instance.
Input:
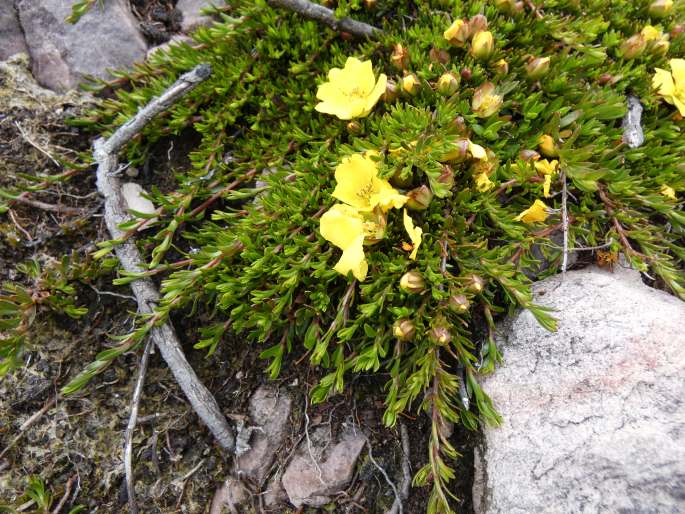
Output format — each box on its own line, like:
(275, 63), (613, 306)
(16, 0), (147, 92)
(176, 0), (219, 33)
(234, 386), (292, 485)
(473, 265), (685, 514)
(282, 426), (366, 508)
(208, 478), (249, 514)
(0, 2), (28, 61)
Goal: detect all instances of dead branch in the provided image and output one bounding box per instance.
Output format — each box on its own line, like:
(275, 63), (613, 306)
(124, 339), (154, 514)
(561, 169), (569, 273)
(268, 0), (381, 39)
(50, 473), (77, 514)
(93, 63), (235, 452)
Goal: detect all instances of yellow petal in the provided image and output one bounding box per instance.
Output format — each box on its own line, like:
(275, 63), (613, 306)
(669, 58), (685, 85)
(468, 140), (487, 160)
(372, 180), (408, 211)
(364, 73), (387, 115)
(334, 234), (368, 281)
(403, 209), (423, 260)
(515, 199), (550, 223)
(661, 184), (676, 200)
(534, 159), (558, 176)
(543, 174), (552, 198)
(315, 83), (356, 120)
(320, 204), (365, 250)
(444, 19), (465, 41)
(641, 25), (661, 41)
(653, 68), (675, 97)
(475, 172), (494, 192)
(332, 153), (379, 211)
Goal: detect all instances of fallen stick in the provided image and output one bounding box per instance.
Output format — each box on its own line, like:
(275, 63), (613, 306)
(268, 0), (381, 39)
(124, 339), (153, 514)
(93, 63), (235, 452)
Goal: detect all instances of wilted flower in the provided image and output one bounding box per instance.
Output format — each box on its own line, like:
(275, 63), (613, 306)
(391, 43), (411, 70)
(471, 31), (494, 60)
(534, 159), (559, 198)
(403, 210), (423, 260)
(472, 82), (503, 118)
(315, 57), (387, 120)
(474, 172), (495, 192)
(620, 34), (647, 59)
(467, 274), (486, 293)
(448, 293), (470, 313)
(661, 184), (676, 199)
(469, 14), (488, 34)
(429, 326), (452, 345)
(515, 199), (550, 223)
(519, 149), (541, 161)
(653, 58), (685, 116)
(442, 138), (487, 162)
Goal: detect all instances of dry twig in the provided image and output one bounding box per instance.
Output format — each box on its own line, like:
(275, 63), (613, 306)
(268, 0), (381, 39)
(561, 169), (569, 273)
(93, 63), (235, 452)
(387, 422), (411, 514)
(50, 473), (77, 514)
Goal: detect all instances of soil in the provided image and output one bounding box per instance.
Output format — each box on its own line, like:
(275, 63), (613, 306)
(0, 55), (476, 513)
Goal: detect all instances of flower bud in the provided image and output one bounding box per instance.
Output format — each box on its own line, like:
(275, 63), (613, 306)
(402, 73), (420, 95)
(649, 0), (673, 18)
(671, 24), (684, 38)
(448, 293), (471, 313)
(400, 271), (426, 293)
(472, 82), (503, 118)
(519, 149), (540, 161)
(492, 58), (509, 75)
(437, 165), (455, 189)
(437, 72), (459, 96)
(469, 14), (488, 34)
(460, 67), (472, 81)
(429, 47), (450, 64)
(444, 19), (470, 46)
(393, 318), (416, 341)
(467, 274), (486, 293)
(429, 326), (452, 345)
(346, 121), (362, 134)
(471, 31), (494, 60)
(441, 138), (470, 163)
(651, 38), (670, 56)
(382, 79), (399, 103)
(525, 56), (551, 80)
(538, 134), (559, 158)
(406, 185), (433, 210)
(495, 0), (515, 12)
(619, 34), (646, 59)
(391, 43), (411, 70)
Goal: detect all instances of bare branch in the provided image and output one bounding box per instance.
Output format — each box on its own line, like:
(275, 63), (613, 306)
(93, 63), (235, 452)
(268, 0), (381, 39)
(561, 169), (569, 273)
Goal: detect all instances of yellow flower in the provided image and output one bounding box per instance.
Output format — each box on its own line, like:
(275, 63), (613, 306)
(534, 159), (559, 198)
(661, 184), (676, 199)
(403, 209), (423, 260)
(653, 58), (685, 116)
(332, 153), (407, 212)
(515, 199), (550, 223)
(402, 73), (420, 94)
(474, 172), (494, 192)
(444, 19), (470, 45)
(320, 204), (369, 280)
(315, 57), (388, 120)
(641, 25), (661, 41)
(471, 31), (494, 60)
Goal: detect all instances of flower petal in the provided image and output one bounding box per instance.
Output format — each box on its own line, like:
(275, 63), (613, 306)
(515, 199), (549, 223)
(372, 179), (408, 211)
(653, 68), (675, 97)
(669, 58), (685, 86)
(320, 204), (365, 250)
(332, 154), (378, 211)
(468, 140), (487, 160)
(334, 234), (368, 280)
(543, 174), (552, 198)
(403, 209), (423, 260)
(363, 73), (387, 116)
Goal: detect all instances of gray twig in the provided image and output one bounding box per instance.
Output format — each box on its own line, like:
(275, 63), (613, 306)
(366, 439), (402, 514)
(124, 339), (154, 514)
(268, 0), (381, 39)
(93, 64), (235, 452)
(561, 169), (569, 273)
(50, 473), (77, 514)
(387, 422), (411, 514)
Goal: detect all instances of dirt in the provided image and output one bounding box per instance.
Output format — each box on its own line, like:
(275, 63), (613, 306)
(0, 54), (475, 513)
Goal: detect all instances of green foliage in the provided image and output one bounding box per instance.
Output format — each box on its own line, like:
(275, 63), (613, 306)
(21, 0), (685, 510)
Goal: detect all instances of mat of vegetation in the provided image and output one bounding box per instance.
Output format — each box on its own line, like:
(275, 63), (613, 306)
(2, 0), (684, 512)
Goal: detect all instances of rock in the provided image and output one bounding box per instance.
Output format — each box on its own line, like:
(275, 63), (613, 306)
(622, 95), (644, 149)
(146, 35), (193, 61)
(208, 478), (249, 514)
(473, 265), (685, 514)
(0, 2), (28, 61)
(234, 386), (292, 484)
(282, 426), (366, 508)
(16, 0), (147, 92)
(263, 468), (289, 508)
(121, 182), (158, 228)
(176, 0), (219, 33)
